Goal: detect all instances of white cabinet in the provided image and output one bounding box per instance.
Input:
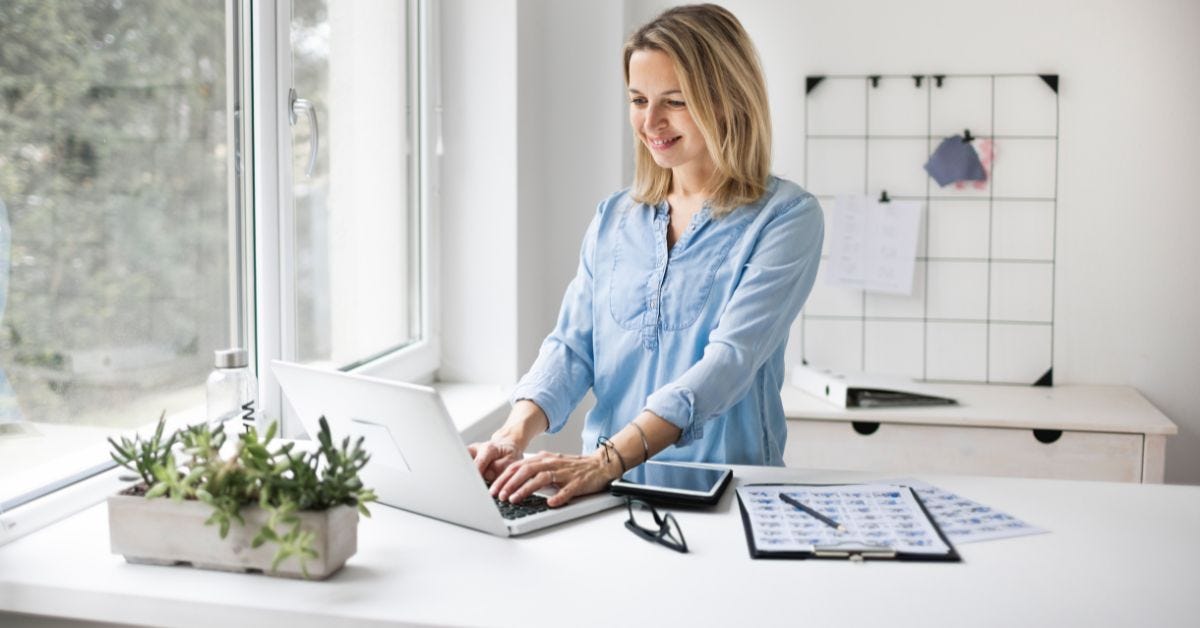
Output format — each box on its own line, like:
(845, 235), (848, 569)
(782, 384), (1177, 483)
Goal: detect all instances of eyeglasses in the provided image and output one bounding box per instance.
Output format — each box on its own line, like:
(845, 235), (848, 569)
(624, 497), (688, 553)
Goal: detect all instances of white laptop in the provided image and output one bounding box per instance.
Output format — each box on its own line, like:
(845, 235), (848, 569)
(272, 360), (623, 537)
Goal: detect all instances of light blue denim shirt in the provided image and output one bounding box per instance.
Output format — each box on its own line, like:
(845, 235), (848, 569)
(511, 176), (823, 466)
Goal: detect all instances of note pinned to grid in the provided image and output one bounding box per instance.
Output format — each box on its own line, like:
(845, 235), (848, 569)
(825, 195), (922, 295)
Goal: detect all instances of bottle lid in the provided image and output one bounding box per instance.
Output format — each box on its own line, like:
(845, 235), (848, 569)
(214, 348), (249, 369)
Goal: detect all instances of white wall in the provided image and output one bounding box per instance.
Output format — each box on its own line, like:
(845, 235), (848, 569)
(441, 0), (1200, 481)
(439, 0), (624, 452)
(438, 0), (520, 384)
(516, 0), (626, 372)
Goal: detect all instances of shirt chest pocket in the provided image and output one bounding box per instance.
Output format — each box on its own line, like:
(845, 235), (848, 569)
(608, 227), (737, 331)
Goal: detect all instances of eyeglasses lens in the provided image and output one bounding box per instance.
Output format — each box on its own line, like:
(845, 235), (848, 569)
(628, 500), (662, 533)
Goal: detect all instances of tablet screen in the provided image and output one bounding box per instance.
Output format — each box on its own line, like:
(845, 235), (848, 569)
(618, 462), (728, 495)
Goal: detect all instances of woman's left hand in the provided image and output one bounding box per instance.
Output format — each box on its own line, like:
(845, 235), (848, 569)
(489, 450), (619, 508)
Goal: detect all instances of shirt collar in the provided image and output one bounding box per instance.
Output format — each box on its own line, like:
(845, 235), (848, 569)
(650, 199), (713, 220)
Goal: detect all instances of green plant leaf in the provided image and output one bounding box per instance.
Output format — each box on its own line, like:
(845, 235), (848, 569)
(271, 547), (292, 572)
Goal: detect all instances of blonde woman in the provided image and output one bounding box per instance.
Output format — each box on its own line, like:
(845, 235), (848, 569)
(472, 4), (824, 507)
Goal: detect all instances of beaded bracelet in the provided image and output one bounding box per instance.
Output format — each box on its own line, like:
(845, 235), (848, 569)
(629, 421), (651, 465)
(596, 435), (628, 474)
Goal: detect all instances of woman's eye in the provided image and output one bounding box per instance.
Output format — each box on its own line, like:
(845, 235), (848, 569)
(630, 97), (647, 105)
(668, 100), (686, 107)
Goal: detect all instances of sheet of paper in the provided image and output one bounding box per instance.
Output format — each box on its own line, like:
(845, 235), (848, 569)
(737, 484), (950, 555)
(885, 478), (1048, 544)
(825, 195), (922, 295)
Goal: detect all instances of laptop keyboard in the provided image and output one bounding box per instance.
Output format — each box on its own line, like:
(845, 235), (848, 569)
(493, 494), (551, 520)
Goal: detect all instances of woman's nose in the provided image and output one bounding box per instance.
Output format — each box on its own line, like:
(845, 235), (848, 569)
(643, 104), (666, 130)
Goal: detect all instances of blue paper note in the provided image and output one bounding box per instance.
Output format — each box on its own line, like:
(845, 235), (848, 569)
(924, 135), (986, 187)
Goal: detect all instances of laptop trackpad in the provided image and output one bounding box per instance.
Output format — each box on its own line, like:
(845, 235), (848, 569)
(350, 418), (412, 472)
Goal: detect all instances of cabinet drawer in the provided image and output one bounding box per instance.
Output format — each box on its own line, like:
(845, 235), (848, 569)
(784, 420), (1144, 482)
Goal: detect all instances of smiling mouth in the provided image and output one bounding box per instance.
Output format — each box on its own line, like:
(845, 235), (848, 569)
(648, 136), (681, 151)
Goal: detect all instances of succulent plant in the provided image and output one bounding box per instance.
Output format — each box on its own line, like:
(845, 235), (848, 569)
(108, 415), (376, 577)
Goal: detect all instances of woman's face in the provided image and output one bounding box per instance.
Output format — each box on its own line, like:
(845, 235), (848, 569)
(628, 49), (711, 175)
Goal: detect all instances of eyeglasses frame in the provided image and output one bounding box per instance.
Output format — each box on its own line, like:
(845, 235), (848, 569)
(624, 497), (689, 553)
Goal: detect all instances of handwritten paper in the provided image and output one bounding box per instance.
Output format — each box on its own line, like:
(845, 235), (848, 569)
(825, 195), (922, 295)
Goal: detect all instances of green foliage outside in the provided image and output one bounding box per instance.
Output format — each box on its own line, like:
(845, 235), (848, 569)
(0, 0), (229, 423)
(108, 416), (377, 578)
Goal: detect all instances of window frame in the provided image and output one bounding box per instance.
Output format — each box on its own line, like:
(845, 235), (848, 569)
(0, 0), (439, 542)
(0, 0), (253, 538)
(253, 0), (440, 437)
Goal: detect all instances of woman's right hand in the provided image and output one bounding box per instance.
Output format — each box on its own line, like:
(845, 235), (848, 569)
(466, 434), (524, 483)
(466, 400), (549, 483)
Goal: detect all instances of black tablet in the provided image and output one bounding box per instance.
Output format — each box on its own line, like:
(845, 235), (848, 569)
(610, 461), (733, 506)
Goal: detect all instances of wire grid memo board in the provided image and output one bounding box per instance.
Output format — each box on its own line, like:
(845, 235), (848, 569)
(798, 73), (1059, 385)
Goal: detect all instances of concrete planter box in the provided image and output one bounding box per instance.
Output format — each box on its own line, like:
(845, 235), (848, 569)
(107, 491), (358, 580)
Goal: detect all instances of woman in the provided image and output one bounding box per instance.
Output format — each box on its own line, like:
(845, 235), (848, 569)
(470, 3), (823, 507)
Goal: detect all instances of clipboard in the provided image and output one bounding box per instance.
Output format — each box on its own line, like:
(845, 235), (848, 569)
(735, 483), (961, 562)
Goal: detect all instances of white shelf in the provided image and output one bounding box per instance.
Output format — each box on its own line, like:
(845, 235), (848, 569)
(782, 383), (1176, 435)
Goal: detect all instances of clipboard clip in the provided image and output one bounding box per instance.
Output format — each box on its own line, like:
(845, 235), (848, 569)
(813, 538), (897, 560)
(814, 549), (898, 561)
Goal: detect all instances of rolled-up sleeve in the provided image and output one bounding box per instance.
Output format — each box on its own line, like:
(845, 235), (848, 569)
(510, 205), (602, 433)
(644, 194), (824, 445)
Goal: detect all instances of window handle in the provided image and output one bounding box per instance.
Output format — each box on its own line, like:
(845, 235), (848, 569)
(288, 88), (319, 178)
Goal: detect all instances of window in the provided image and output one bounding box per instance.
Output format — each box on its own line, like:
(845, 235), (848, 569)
(0, 0), (232, 503)
(263, 0), (435, 433)
(288, 0), (424, 370)
(0, 0), (433, 530)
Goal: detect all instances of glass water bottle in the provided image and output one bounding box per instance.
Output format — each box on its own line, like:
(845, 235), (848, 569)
(206, 348), (260, 433)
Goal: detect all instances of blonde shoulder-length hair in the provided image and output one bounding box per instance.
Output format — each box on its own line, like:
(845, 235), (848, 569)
(624, 4), (771, 217)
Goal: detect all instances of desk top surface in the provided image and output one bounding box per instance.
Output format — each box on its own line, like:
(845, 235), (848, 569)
(782, 383), (1178, 435)
(2, 465), (1199, 628)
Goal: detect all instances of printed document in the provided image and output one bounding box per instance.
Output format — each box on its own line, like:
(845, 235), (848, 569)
(826, 195), (922, 295)
(885, 479), (1048, 544)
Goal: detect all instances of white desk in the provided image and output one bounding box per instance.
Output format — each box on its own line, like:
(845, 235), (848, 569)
(2, 465), (1198, 627)
(782, 384), (1178, 483)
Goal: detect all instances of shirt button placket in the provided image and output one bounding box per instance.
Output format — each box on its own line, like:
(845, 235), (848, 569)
(642, 276), (658, 351)
(643, 210), (669, 351)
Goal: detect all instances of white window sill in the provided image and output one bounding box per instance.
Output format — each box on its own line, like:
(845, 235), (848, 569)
(432, 381), (510, 443)
(0, 382), (510, 548)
